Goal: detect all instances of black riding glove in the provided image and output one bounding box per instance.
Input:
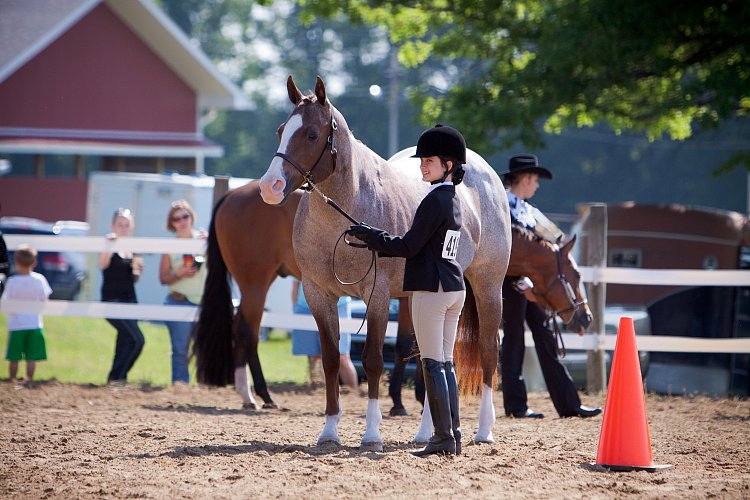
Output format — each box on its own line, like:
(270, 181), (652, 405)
(348, 223), (377, 243)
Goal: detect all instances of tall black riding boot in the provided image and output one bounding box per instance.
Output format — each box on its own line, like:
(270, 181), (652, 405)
(411, 358), (456, 457)
(415, 354), (425, 407)
(444, 360), (462, 456)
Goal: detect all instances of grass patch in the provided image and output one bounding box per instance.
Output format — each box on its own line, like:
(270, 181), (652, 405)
(0, 314), (307, 386)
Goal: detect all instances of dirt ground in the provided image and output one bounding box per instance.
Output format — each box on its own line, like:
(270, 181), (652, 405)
(1, 379), (748, 499)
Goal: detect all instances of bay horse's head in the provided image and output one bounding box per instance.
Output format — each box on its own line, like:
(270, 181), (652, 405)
(509, 227), (593, 333)
(259, 75), (339, 205)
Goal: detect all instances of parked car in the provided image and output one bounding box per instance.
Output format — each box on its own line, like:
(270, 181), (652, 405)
(349, 299), (651, 388)
(565, 305), (651, 389)
(0, 217), (88, 300)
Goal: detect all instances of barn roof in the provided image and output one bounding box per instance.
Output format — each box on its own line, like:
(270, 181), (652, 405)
(0, 0), (248, 110)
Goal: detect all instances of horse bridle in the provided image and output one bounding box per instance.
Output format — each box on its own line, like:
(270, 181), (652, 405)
(272, 112), (377, 333)
(531, 243), (588, 357)
(274, 115), (339, 190)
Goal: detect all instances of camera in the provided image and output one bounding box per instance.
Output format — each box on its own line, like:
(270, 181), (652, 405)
(182, 254), (205, 270)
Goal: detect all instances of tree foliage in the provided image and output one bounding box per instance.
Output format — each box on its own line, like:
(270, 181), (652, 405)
(299, 0), (750, 167)
(157, 0), (433, 177)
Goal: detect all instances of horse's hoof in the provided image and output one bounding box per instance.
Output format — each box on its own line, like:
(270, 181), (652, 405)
(242, 402), (258, 410)
(317, 436), (341, 446)
(360, 441), (384, 452)
(262, 402), (278, 409)
(472, 435), (495, 445)
(389, 406), (409, 417)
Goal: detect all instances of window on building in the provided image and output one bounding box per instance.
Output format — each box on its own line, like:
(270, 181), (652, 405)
(608, 248), (642, 268)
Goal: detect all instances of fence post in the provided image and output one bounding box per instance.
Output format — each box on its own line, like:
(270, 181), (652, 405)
(583, 203), (608, 393)
(213, 175), (230, 207)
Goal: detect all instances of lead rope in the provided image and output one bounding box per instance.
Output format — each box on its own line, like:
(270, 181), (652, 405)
(298, 167), (378, 336)
(549, 314), (567, 358)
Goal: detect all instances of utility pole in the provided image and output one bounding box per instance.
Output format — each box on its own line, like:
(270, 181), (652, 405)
(387, 48), (400, 157)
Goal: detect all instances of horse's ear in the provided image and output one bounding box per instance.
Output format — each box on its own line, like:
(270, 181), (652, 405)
(315, 75), (327, 106)
(561, 233), (577, 255)
(287, 75), (303, 105)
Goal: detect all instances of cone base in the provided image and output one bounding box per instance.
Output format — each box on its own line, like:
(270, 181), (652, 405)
(597, 463), (673, 472)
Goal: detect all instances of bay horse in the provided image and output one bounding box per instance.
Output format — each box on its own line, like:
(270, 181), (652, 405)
(192, 179), (301, 409)
(258, 75), (510, 450)
(506, 225), (592, 332)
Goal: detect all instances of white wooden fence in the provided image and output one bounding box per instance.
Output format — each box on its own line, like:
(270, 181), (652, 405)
(2, 234), (750, 353)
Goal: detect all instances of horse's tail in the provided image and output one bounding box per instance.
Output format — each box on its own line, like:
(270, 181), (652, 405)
(192, 195), (235, 386)
(454, 278), (484, 396)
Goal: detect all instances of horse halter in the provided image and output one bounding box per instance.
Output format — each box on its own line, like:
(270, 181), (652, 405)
(274, 115), (338, 189)
(531, 243), (588, 357)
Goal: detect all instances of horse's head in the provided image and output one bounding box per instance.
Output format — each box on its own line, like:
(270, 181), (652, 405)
(259, 75), (340, 205)
(509, 229), (593, 332)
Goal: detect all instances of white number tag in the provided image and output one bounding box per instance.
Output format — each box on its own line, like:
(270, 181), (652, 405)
(442, 230), (460, 260)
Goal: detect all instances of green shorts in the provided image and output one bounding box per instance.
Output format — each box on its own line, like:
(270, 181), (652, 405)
(5, 329), (47, 361)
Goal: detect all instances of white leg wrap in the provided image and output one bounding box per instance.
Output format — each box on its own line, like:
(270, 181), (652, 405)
(361, 399), (383, 450)
(317, 398), (343, 445)
(473, 384), (495, 443)
(413, 401), (433, 444)
(234, 367), (258, 407)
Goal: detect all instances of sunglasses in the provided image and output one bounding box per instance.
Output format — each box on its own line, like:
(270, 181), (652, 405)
(171, 213), (191, 223)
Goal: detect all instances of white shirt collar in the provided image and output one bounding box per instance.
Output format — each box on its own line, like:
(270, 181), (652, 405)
(429, 181), (453, 192)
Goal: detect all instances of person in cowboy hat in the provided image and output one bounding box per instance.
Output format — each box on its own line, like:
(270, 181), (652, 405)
(348, 124), (466, 456)
(499, 154), (602, 419)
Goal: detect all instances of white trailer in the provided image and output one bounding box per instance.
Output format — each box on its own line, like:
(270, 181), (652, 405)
(84, 171), (294, 313)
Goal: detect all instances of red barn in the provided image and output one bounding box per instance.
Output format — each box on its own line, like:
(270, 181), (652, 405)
(0, 0), (247, 221)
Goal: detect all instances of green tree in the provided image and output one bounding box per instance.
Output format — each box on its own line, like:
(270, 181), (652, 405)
(300, 0), (750, 170)
(158, 0), (431, 178)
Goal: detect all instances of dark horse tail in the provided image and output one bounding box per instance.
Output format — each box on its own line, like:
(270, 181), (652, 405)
(453, 279), (489, 396)
(192, 195), (235, 386)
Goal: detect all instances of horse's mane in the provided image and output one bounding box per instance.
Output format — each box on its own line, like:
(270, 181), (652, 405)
(511, 224), (556, 251)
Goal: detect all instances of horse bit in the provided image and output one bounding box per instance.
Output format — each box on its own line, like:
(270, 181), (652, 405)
(531, 243), (589, 357)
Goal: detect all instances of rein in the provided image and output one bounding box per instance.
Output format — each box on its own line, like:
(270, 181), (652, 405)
(531, 243), (588, 358)
(273, 114), (378, 334)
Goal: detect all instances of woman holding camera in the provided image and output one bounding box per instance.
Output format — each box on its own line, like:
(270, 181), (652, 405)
(159, 199), (206, 384)
(100, 208), (145, 385)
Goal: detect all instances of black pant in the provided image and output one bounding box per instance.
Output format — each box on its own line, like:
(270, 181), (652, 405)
(105, 299), (145, 382)
(500, 278), (581, 416)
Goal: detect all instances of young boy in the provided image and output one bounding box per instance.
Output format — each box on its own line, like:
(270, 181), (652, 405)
(4, 244), (52, 384)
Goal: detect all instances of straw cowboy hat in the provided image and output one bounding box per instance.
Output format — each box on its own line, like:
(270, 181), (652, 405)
(499, 154), (553, 181)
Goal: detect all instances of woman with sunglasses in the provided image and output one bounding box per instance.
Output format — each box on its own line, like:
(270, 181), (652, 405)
(159, 200), (206, 384)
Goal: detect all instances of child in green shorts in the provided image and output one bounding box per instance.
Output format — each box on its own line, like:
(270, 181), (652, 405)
(4, 244), (52, 384)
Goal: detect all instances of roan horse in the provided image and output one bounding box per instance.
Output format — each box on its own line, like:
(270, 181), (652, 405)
(258, 75), (510, 450)
(192, 175), (593, 422)
(193, 180), (417, 413)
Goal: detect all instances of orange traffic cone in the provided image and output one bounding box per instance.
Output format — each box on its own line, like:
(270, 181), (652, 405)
(595, 316), (672, 472)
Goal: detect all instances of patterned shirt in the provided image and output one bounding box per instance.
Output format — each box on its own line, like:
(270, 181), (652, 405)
(506, 190), (537, 229)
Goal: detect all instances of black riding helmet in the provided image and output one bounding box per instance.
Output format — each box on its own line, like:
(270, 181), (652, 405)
(412, 124), (467, 185)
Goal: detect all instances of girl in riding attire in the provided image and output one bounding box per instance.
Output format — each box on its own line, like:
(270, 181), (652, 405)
(349, 124), (466, 456)
(500, 154), (601, 419)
